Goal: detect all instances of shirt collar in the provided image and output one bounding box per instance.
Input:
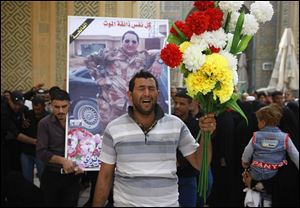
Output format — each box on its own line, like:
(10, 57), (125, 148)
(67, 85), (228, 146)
(128, 104), (165, 121)
(50, 113), (62, 124)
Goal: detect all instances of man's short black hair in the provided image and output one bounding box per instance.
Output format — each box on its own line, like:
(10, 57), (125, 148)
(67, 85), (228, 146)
(257, 92), (267, 98)
(3, 90), (11, 95)
(11, 90), (25, 104)
(50, 89), (70, 101)
(175, 88), (192, 102)
(32, 95), (45, 106)
(49, 86), (61, 97)
(271, 91), (283, 98)
(129, 70), (158, 92)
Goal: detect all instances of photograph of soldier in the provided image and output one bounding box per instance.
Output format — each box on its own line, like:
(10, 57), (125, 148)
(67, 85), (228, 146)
(84, 30), (168, 129)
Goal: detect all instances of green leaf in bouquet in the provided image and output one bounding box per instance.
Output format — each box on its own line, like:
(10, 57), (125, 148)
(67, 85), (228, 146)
(223, 12), (231, 33)
(214, 81), (221, 90)
(230, 11), (245, 54)
(215, 107), (227, 116)
(204, 48), (212, 55)
(167, 34), (182, 45)
(214, 1), (220, 8)
(225, 98), (248, 124)
(231, 92), (240, 101)
(170, 21), (187, 42)
(195, 92), (206, 110)
(179, 64), (190, 78)
(236, 35), (253, 53)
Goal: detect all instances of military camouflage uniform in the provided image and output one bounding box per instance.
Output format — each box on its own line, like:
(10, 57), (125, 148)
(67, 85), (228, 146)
(85, 47), (161, 131)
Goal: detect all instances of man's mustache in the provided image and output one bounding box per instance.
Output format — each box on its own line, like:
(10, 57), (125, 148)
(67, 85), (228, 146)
(58, 113), (65, 116)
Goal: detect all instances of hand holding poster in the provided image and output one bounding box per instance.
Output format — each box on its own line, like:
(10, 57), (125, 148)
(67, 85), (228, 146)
(66, 16), (170, 170)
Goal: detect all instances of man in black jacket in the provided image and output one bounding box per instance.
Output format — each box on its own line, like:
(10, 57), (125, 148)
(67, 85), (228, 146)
(1, 91), (26, 206)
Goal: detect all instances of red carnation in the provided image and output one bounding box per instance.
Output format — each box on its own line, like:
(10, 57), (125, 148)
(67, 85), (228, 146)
(205, 8), (223, 31)
(194, 1), (215, 11)
(209, 46), (220, 53)
(170, 21), (185, 36)
(160, 44), (182, 68)
(185, 11), (210, 36)
(170, 20), (193, 40)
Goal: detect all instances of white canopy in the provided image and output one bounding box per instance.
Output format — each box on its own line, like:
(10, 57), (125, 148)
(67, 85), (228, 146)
(268, 28), (299, 91)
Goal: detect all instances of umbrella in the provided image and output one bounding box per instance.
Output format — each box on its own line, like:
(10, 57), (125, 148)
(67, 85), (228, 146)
(237, 53), (248, 93)
(268, 28), (299, 91)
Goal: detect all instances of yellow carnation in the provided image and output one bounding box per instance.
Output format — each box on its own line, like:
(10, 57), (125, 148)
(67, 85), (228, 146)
(185, 70), (216, 98)
(179, 41), (191, 53)
(185, 53), (234, 103)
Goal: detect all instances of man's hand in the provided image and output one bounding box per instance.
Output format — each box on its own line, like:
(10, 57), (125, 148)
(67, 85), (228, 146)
(199, 113), (216, 134)
(22, 119), (30, 129)
(242, 161), (250, 169)
(242, 170), (252, 188)
(74, 166), (84, 175)
(62, 159), (76, 174)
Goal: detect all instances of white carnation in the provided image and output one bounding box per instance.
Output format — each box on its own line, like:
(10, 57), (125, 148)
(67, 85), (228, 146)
(190, 35), (209, 50)
(250, 1), (274, 23)
(220, 50), (239, 85)
(183, 44), (206, 72)
(242, 14), (259, 35)
(200, 28), (228, 49)
(219, 1), (244, 13)
(232, 70), (239, 86)
(228, 12), (240, 33)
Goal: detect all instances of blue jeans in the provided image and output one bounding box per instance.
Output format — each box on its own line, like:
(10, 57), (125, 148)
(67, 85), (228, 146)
(198, 168), (213, 207)
(178, 176), (197, 207)
(20, 153), (44, 183)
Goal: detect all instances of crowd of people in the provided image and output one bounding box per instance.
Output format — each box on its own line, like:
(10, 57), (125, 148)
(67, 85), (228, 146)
(208, 89), (299, 207)
(1, 73), (299, 207)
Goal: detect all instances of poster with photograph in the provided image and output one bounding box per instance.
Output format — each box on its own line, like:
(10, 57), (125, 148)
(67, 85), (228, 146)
(66, 16), (170, 170)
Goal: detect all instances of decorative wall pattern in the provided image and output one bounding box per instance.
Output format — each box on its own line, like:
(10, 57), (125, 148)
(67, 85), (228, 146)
(74, 1), (99, 16)
(56, 2), (68, 89)
(1, 1), (298, 94)
(1, 1), (32, 92)
(105, 2), (117, 17)
(139, 1), (157, 19)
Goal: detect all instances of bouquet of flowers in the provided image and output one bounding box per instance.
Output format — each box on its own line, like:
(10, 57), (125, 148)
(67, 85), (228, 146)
(160, 1), (273, 202)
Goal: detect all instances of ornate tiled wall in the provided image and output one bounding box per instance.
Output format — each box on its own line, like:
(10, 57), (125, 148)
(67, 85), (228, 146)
(139, 1), (157, 19)
(2, 1), (297, 94)
(105, 2), (117, 17)
(1, 1), (32, 93)
(55, 2), (100, 89)
(56, 2), (68, 89)
(74, 1), (99, 16)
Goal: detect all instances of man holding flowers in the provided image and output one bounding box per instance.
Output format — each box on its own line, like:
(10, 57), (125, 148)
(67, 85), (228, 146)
(161, 0), (273, 202)
(92, 70), (216, 207)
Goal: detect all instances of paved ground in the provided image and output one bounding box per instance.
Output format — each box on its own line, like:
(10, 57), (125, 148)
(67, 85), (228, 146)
(78, 185), (91, 207)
